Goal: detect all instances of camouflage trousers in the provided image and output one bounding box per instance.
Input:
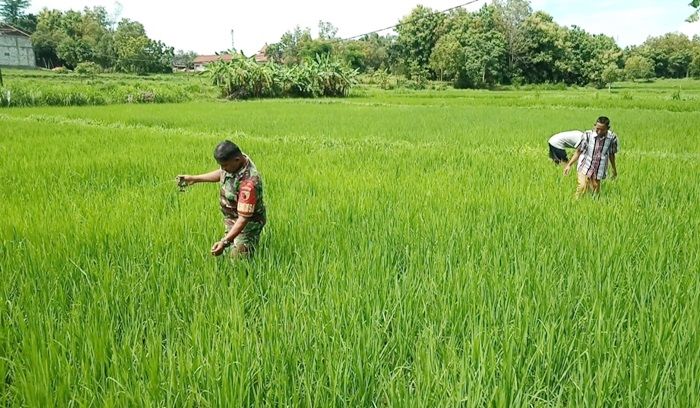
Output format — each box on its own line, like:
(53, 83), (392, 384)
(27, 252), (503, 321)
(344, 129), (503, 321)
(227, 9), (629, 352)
(223, 218), (265, 256)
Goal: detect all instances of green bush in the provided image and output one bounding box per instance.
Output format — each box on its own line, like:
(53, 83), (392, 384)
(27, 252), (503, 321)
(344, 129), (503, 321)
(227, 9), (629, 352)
(210, 54), (357, 99)
(75, 62), (103, 75)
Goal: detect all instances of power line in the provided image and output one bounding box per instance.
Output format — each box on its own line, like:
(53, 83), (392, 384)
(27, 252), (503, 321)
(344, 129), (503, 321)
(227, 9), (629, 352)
(26, 0), (488, 68)
(341, 0), (486, 41)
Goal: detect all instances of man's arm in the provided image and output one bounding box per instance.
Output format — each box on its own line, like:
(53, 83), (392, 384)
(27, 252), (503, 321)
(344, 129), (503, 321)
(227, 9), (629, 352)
(563, 150), (582, 176)
(178, 169), (221, 185)
(609, 154), (617, 178)
(211, 216), (251, 256)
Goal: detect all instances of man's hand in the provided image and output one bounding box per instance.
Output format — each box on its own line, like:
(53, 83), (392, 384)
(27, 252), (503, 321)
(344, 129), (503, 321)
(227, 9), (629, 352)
(563, 164), (572, 176)
(176, 175), (196, 186)
(176, 175), (196, 192)
(211, 240), (227, 256)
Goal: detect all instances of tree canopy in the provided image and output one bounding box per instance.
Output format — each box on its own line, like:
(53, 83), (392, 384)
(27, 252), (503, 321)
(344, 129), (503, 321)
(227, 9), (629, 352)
(26, 6), (173, 73)
(9, 1), (700, 84)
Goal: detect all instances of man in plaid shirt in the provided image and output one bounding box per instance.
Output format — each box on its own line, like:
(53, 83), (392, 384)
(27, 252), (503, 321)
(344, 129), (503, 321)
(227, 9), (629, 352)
(563, 116), (618, 198)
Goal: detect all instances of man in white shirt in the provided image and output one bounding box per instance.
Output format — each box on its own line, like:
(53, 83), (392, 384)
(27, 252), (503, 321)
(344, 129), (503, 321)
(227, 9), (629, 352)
(548, 130), (584, 165)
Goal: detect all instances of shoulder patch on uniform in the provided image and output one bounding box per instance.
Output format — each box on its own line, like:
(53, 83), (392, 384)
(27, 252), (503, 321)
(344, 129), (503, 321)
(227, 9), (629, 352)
(237, 179), (257, 216)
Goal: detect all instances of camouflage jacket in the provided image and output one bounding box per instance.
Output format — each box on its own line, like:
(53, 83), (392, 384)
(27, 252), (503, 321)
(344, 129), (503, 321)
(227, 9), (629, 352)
(219, 155), (266, 224)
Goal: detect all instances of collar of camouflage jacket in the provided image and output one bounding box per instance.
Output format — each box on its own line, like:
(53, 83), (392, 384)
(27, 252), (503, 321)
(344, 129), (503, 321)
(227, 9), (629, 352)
(224, 155), (249, 178)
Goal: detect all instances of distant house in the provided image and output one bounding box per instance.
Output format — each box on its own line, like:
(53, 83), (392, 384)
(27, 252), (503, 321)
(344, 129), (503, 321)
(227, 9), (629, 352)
(254, 44), (270, 64)
(192, 54), (233, 72)
(172, 61), (189, 72)
(0, 23), (36, 68)
(191, 47), (271, 72)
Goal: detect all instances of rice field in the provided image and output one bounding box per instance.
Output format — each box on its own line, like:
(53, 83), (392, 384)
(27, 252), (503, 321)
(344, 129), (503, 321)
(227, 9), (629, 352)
(1, 82), (699, 406)
(0, 69), (216, 107)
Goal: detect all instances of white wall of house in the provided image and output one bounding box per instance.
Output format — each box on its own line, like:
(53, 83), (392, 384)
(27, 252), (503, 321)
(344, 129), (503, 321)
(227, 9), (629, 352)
(0, 34), (36, 67)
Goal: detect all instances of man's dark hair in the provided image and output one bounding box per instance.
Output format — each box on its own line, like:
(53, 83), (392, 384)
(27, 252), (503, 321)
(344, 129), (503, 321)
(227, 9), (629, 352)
(214, 140), (242, 162)
(596, 116), (611, 127)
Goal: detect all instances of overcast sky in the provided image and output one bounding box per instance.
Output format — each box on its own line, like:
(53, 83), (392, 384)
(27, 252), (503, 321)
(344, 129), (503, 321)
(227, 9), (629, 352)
(29, 0), (700, 55)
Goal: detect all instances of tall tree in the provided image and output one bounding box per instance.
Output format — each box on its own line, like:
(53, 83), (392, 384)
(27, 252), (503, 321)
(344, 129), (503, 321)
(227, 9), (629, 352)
(457, 5), (507, 87)
(432, 5), (507, 88)
(359, 33), (398, 72)
(637, 33), (694, 78)
(336, 40), (368, 71)
(559, 26), (594, 85)
(584, 34), (623, 88)
(14, 12), (36, 33)
(56, 37), (92, 68)
(266, 25), (313, 65)
(690, 53), (700, 78)
(493, 0), (532, 82)
(429, 33), (462, 81)
(113, 19), (149, 73)
(33, 7), (113, 69)
(691, 36), (700, 78)
(601, 63), (622, 91)
(30, 5), (171, 72)
(334, 33), (397, 73)
(0, 0), (30, 25)
(624, 55), (655, 81)
(317, 20), (338, 40)
(396, 5), (445, 77)
(297, 38), (333, 61)
(80, 7), (113, 67)
(517, 11), (568, 84)
(31, 8), (65, 67)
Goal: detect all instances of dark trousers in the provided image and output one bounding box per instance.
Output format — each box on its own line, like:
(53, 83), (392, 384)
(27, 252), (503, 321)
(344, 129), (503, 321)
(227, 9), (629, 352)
(548, 143), (568, 164)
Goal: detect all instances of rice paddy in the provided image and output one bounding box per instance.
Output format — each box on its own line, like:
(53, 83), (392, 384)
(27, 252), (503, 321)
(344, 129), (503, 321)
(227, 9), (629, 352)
(1, 80), (699, 406)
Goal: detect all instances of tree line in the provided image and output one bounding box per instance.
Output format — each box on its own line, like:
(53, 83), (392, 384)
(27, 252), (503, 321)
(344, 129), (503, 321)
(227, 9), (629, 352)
(2, 0), (700, 85)
(1, 1), (173, 74)
(266, 1), (700, 88)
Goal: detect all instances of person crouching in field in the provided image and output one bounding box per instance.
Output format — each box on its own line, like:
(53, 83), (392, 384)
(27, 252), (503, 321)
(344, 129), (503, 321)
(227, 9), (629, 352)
(548, 130), (584, 165)
(178, 140), (266, 257)
(563, 116), (618, 198)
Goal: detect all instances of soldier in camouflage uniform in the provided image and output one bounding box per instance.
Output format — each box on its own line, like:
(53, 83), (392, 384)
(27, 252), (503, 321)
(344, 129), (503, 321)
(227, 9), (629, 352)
(178, 140), (266, 257)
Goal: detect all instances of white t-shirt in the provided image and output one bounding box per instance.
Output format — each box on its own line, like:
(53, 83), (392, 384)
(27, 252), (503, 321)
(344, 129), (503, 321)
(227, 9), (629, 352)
(548, 130), (583, 150)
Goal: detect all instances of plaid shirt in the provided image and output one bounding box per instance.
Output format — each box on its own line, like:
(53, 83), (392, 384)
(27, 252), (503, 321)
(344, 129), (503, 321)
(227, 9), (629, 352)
(577, 130), (618, 180)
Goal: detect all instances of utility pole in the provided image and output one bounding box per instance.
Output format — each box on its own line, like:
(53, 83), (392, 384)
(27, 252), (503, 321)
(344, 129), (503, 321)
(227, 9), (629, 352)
(230, 29), (236, 53)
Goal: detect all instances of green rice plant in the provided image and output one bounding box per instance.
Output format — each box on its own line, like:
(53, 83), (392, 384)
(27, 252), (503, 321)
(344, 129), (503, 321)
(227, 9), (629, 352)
(0, 69), (216, 107)
(1, 83), (699, 406)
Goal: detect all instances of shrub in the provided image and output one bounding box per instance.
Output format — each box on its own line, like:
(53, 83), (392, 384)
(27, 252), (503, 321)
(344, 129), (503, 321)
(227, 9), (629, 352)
(209, 54), (357, 99)
(75, 62), (103, 75)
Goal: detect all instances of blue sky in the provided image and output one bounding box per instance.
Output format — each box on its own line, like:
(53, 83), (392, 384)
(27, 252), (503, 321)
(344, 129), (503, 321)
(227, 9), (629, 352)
(531, 0), (699, 47)
(29, 0), (700, 55)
